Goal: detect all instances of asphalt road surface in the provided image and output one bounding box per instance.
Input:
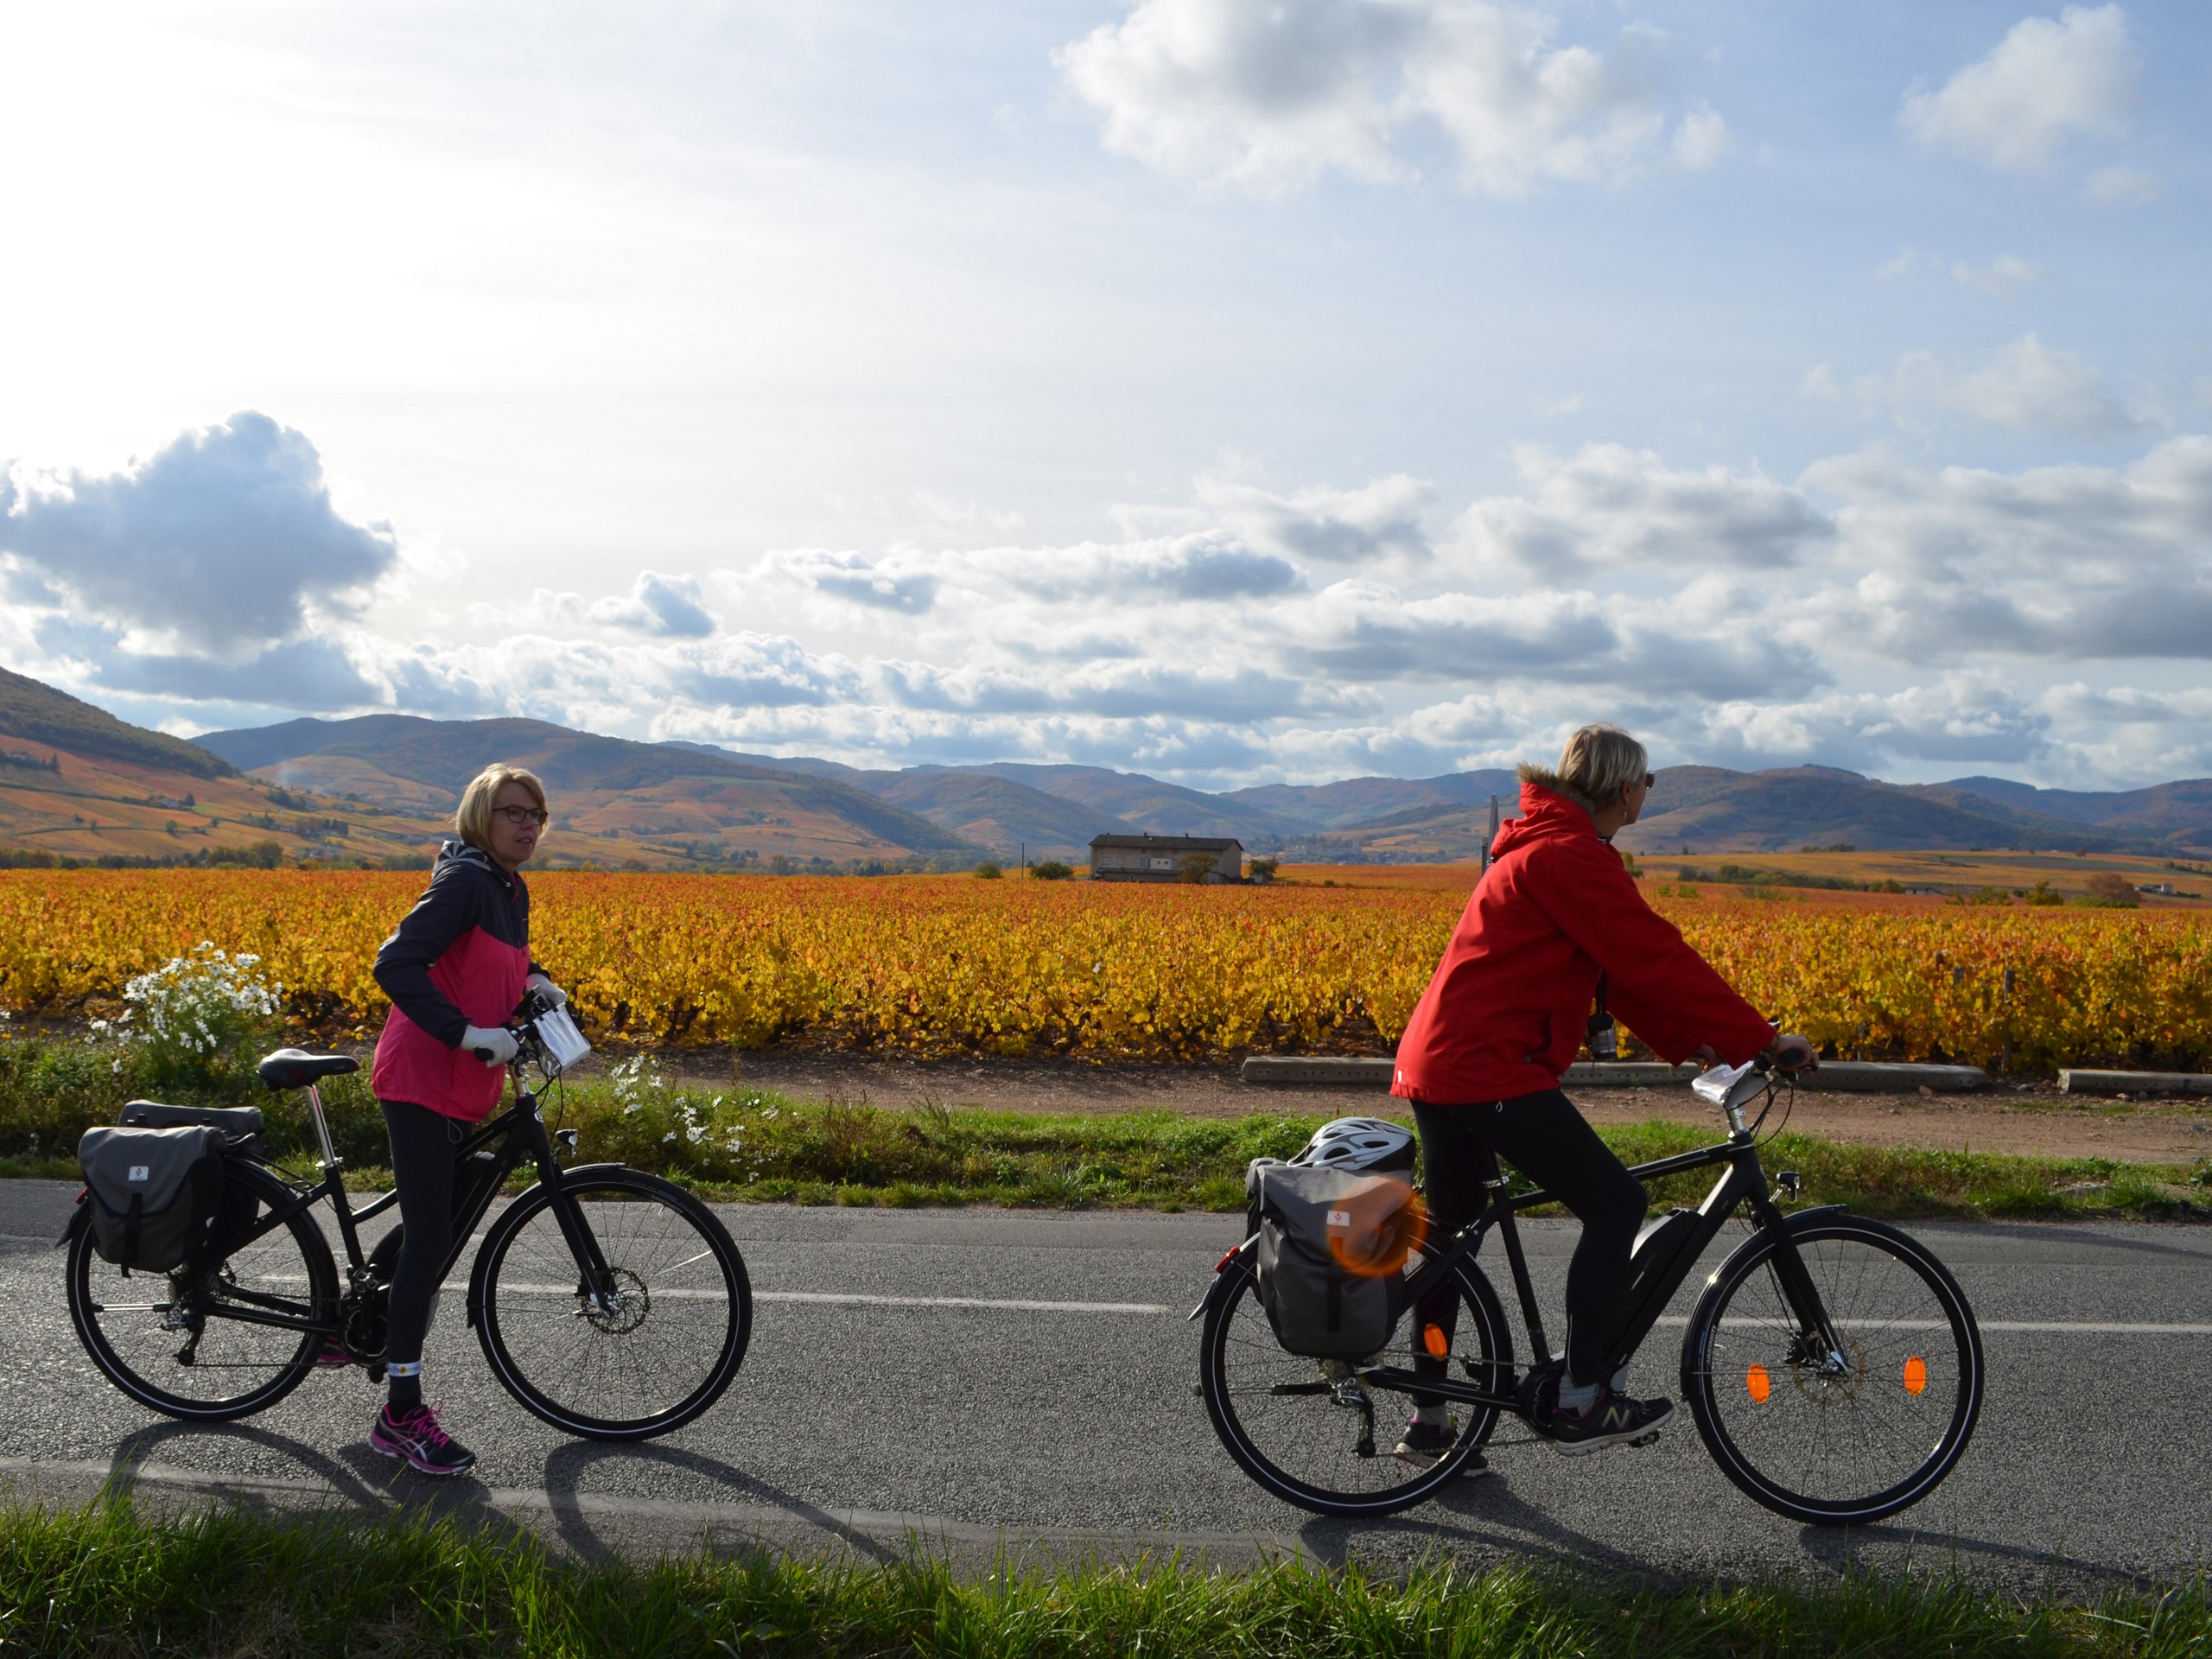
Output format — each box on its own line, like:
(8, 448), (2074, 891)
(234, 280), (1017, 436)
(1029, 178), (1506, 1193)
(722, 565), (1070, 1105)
(3, 1177), (2207, 1591)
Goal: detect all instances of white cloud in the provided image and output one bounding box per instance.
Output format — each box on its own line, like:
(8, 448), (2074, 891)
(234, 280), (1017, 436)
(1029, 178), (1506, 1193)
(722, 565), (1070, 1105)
(591, 571), (718, 637)
(1055, 0), (1710, 196)
(0, 411), (397, 657)
(2079, 163), (2163, 207)
(1842, 334), (2150, 440)
(1452, 443), (1834, 576)
(1898, 4), (2137, 175)
(1671, 105), (1729, 171)
(1951, 254), (2044, 298)
(1804, 435), (2212, 662)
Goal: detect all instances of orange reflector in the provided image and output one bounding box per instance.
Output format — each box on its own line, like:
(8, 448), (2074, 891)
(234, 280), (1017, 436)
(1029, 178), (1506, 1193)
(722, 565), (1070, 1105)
(1745, 1363), (1770, 1404)
(1904, 1356), (1928, 1395)
(1423, 1323), (1450, 1359)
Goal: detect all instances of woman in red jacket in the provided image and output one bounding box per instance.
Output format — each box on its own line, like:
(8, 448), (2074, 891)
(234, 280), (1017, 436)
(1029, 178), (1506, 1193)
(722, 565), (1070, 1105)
(363, 763), (567, 1476)
(1390, 725), (1812, 1463)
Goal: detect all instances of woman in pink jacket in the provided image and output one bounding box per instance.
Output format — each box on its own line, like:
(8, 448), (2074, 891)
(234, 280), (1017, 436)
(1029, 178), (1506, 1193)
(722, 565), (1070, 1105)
(364, 763), (567, 1476)
(1390, 725), (1812, 1465)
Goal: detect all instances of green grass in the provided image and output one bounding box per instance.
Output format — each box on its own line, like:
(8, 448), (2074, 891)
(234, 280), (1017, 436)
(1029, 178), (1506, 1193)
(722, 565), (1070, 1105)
(3, 1033), (2208, 1221)
(0, 1499), (2206, 1658)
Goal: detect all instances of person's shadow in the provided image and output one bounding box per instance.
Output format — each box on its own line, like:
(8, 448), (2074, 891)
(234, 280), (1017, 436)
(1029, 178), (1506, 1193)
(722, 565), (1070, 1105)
(540, 1439), (906, 1565)
(99, 1417), (524, 1543)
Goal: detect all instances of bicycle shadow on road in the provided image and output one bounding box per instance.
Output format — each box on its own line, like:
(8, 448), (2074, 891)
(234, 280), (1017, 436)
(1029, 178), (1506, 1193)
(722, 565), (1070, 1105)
(1289, 1463), (1644, 1578)
(540, 1439), (905, 1566)
(96, 1418), (528, 1546)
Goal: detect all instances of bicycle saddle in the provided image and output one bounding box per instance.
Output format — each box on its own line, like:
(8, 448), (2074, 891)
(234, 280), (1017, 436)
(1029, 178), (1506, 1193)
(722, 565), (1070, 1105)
(256, 1048), (361, 1091)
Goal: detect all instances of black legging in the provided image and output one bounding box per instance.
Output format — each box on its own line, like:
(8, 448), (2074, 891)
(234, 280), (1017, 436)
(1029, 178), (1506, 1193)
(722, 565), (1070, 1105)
(380, 1098), (463, 1386)
(1414, 1090), (1648, 1388)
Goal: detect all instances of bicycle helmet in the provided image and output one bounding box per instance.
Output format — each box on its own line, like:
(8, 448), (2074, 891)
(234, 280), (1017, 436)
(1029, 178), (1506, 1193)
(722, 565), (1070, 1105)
(1288, 1116), (1415, 1173)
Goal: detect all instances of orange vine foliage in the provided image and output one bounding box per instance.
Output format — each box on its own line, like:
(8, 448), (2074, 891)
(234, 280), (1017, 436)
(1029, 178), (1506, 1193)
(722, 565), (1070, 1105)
(3, 871), (2206, 1067)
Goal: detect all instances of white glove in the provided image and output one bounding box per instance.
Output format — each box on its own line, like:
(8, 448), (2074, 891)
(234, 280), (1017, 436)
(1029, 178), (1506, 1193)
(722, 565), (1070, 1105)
(461, 1024), (518, 1067)
(526, 973), (569, 1009)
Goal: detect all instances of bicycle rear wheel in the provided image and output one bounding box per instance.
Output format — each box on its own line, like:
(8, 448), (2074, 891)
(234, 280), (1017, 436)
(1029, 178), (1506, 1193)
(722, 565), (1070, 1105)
(1681, 1212), (1982, 1524)
(66, 1161), (336, 1421)
(1198, 1240), (1511, 1517)
(474, 1167), (750, 1440)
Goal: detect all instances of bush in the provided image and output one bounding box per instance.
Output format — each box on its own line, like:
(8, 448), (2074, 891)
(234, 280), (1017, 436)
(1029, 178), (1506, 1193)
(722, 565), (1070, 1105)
(92, 942), (283, 1098)
(2026, 879), (2065, 906)
(972, 861), (1002, 880)
(1029, 861), (1073, 880)
(2076, 872), (2139, 909)
(1247, 857), (1279, 883)
(1177, 853), (1216, 884)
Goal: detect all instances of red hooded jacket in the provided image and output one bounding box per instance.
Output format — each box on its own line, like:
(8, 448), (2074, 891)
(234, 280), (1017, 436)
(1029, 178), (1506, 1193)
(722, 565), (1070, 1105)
(1390, 783), (1775, 1105)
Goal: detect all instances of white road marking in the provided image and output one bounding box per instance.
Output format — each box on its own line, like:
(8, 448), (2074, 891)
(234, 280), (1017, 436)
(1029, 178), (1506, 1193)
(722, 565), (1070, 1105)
(1655, 1315), (2212, 1335)
(758, 1292), (1173, 1315)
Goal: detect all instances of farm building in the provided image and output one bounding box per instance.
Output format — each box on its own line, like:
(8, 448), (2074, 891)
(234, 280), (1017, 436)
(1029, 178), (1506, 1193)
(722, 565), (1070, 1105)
(1088, 834), (1243, 883)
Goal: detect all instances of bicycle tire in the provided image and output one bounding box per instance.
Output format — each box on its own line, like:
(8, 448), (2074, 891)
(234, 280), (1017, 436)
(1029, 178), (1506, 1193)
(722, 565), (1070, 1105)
(67, 1160), (337, 1422)
(1199, 1239), (1512, 1517)
(1681, 1212), (1982, 1525)
(474, 1166), (751, 1440)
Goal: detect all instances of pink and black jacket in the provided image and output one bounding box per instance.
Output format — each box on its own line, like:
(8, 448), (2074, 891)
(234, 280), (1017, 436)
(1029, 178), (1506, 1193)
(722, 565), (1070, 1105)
(371, 841), (546, 1122)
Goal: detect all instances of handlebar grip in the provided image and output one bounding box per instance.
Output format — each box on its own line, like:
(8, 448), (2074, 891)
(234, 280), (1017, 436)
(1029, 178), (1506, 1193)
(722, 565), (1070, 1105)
(472, 1046), (495, 1064)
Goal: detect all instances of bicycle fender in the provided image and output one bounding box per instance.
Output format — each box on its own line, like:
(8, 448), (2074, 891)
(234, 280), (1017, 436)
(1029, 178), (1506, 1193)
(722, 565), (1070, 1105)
(1189, 1237), (1258, 1322)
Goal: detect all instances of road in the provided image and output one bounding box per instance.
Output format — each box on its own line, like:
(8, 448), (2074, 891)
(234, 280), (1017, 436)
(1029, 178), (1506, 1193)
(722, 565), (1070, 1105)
(3, 1178), (2207, 1591)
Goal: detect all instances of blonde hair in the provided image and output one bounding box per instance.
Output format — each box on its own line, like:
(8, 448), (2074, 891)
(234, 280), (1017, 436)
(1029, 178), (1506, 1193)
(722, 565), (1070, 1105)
(454, 764), (548, 850)
(1517, 724), (1649, 816)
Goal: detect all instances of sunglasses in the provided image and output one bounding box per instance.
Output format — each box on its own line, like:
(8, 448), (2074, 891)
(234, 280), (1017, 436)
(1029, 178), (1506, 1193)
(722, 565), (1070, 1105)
(493, 805), (550, 827)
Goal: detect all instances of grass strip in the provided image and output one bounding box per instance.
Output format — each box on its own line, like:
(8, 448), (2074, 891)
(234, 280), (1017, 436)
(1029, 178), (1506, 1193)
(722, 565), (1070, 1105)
(3, 1035), (2207, 1221)
(2, 1498), (2208, 1659)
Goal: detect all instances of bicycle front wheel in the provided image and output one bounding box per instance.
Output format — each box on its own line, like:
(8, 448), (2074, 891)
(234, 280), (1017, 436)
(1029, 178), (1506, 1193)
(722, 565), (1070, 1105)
(474, 1167), (751, 1440)
(1199, 1240), (1511, 1517)
(1681, 1212), (1982, 1524)
(67, 1160), (336, 1421)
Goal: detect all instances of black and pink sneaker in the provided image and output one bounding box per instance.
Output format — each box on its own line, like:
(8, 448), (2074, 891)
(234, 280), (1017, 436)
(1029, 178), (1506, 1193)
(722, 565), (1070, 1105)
(368, 1402), (477, 1477)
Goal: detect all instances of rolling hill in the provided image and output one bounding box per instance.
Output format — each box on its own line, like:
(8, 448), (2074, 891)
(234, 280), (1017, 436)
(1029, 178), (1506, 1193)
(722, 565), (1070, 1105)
(7, 665), (2204, 870)
(192, 715), (982, 869)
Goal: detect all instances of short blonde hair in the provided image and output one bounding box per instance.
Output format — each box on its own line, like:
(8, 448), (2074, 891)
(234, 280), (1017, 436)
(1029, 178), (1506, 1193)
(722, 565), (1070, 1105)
(454, 764), (548, 850)
(1518, 724), (1649, 815)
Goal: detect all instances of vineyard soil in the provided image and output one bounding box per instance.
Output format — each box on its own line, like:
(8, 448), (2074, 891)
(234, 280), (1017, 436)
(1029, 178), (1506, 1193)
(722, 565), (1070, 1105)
(700, 1051), (2212, 1163)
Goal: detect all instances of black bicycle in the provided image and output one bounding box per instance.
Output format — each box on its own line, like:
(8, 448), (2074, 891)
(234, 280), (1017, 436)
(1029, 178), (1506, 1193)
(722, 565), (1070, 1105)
(63, 1003), (753, 1440)
(1194, 1060), (1983, 1524)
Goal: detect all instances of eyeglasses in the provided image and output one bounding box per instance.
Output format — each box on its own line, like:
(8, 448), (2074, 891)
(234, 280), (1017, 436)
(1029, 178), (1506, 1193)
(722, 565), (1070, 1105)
(1642, 773), (1656, 790)
(493, 805), (549, 827)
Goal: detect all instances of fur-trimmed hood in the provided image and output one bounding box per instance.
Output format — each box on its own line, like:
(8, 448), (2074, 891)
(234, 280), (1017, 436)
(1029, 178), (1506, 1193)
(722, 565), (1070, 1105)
(1514, 762), (1600, 818)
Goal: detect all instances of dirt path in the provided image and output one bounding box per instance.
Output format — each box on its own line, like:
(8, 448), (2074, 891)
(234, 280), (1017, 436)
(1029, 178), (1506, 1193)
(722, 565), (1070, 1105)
(655, 1051), (2212, 1165)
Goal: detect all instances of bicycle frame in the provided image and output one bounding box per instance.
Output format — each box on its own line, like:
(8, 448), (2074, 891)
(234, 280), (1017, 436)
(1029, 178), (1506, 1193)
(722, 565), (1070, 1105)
(205, 1066), (615, 1345)
(1293, 1101), (1847, 1416)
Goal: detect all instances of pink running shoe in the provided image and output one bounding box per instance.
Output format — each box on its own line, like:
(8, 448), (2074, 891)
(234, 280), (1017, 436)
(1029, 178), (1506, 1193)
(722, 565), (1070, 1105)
(368, 1402), (477, 1477)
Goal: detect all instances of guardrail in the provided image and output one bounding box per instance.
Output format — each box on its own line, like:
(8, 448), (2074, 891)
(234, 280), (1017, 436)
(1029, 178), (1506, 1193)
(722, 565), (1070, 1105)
(1238, 1057), (1991, 1092)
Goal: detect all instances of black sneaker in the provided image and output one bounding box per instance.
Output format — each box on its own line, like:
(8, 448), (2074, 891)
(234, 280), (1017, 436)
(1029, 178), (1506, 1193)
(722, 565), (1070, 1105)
(1548, 1388), (1674, 1456)
(1392, 1419), (1489, 1476)
(369, 1402), (477, 1477)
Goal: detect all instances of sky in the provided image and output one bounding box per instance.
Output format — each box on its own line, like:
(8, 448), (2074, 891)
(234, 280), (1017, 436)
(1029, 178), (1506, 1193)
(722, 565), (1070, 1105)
(1, 0), (2207, 791)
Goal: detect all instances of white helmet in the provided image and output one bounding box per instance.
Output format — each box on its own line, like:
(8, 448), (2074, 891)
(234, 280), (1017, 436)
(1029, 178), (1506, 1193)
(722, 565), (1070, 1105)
(1290, 1116), (1416, 1174)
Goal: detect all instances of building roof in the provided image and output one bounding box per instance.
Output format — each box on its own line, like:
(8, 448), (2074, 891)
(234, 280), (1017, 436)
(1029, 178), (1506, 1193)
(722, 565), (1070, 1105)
(1089, 834), (1243, 852)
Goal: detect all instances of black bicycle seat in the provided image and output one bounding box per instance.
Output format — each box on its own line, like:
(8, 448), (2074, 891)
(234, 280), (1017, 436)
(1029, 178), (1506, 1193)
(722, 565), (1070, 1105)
(256, 1049), (361, 1091)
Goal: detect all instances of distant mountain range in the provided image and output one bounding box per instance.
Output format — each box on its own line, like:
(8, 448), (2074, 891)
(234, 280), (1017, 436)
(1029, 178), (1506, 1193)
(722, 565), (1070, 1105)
(1, 666), (2206, 869)
(176, 714), (2212, 863)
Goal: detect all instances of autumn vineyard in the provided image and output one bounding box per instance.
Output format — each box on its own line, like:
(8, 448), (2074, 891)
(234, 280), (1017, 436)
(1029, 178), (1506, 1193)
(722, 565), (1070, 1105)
(3, 870), (2209, 1071)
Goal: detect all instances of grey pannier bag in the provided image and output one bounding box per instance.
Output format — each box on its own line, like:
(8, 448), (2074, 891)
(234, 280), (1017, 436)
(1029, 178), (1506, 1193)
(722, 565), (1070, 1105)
(1245, 1159), (1424, 1358)
(77, 1124), (226, 1273)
